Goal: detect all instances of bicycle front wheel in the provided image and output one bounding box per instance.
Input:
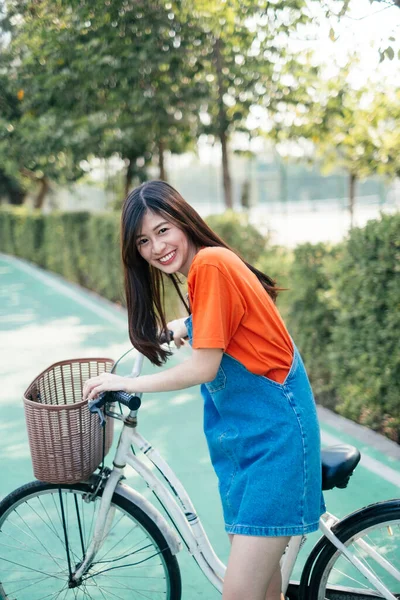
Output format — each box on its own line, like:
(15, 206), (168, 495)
(308, 500), (400, 600)
(0, 480), (181, 600)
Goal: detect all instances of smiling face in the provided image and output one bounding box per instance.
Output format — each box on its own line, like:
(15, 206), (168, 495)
(136, 210), (198, 277)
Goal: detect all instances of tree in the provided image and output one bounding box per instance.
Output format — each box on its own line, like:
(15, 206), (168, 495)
(272, 73), (400, 226)
(187, 0), (314, 208)
(1, 0), (206, 202)
(323, 0), (400, 62)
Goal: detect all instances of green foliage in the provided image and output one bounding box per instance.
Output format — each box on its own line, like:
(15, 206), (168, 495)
(278, 216), (400, 441)
(85, 213), (124, 303)
(0, 206), (45, 264)
(330, 214), (400, 442)
(255, 245), (293, 320)
(272, 69), (400, 220)
(41, 212), (91, 285)
(0, 208), (105, 290)
(1, 0), (206, 193)
(189, 0), (312, 137)
(285, 242), (340, 408)
(0, 0), (318, 208)
(206, 211), (267, 264)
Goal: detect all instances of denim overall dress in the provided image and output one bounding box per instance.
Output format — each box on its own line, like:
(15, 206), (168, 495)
(185, 315), (325, 536)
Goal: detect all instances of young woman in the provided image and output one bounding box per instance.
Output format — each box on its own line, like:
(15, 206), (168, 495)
(83, 180), (325, 600)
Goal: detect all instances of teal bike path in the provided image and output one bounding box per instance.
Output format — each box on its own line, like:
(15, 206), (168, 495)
(0, 253), (399, 599)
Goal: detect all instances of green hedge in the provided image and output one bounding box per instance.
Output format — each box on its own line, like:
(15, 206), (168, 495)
(284, 243), (341, 408)
(0, 207), (46, 266)
(0, 207), (267, 309)
(1, 206), (399, 441)
(206, 211), (267, 264)
(330, 214), (400, 442)
(283, 215), (400, 442)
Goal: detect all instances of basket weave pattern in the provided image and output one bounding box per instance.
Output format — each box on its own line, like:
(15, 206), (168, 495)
(24, 358), (114, 484)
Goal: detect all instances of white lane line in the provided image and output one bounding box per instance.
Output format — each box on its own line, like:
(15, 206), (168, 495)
(1, 254), (127, 329)
(321, 430), (400, 488)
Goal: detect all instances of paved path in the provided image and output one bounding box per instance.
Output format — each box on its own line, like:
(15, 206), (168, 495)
(0, 253), (399, 598)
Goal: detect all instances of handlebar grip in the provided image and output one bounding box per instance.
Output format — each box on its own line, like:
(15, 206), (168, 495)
(112, 390), (141, 410)
(89, 390), (141, 413)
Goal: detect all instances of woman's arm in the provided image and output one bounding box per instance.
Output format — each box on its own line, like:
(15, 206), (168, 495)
(82, 347), (223, 401)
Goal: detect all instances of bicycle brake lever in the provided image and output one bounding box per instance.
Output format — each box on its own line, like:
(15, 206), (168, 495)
(88, 396), (106, 427)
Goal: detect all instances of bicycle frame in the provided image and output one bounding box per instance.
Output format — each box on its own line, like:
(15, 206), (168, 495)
(73, 351), (399, 599)
(73, 412), (399, 600)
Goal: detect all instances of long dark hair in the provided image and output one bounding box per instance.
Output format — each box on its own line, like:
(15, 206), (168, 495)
(121, 180), (277, 366)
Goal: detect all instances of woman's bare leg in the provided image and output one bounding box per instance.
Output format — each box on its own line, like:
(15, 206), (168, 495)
(223, 534), (289, 600)
(265, 566), (284, 600)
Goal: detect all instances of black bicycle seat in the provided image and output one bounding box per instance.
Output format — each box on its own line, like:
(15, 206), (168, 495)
(321, 444), (361, 491)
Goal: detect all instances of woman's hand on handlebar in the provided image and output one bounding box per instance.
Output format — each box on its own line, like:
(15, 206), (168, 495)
(167, 318), (188, 349)
(82, 372), (130, 402)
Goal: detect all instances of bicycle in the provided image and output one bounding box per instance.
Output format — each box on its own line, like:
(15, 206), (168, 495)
(0, 346), (399, 600)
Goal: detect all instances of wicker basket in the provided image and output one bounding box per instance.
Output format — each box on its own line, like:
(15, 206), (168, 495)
(23, 358), (115, 484)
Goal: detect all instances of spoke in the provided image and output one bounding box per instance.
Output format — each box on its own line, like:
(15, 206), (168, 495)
(85, 576), (113, 600)
(60, 585), (70, 600)
(49, 492), (85, 563)
(35, 496), (69, 547)
(0, 488), (172, 600)
(4, 573), (58, 595)
(95, 513), (134, 563)
(9, 505), (66, 573)
(81, 580), (102, 600)
(332, 563), (371, 589)
(0, 555), (65, 580)
(35, 587), (69, 600)
(352, 529), (398, 589)
(97, 583), (166, 600)
(328, 520), (400, 597)
(92, 581), (109, 600)
(0, 532), (65, 561)
(91, 578), (167, 593)
(96, 543), (155, 565)
(86, 549), (166, 579)
(85, 581), (140, 600)
(3, 510), (64, 569)
(37, 493), (84, 565)
(95, 572), (166, 578)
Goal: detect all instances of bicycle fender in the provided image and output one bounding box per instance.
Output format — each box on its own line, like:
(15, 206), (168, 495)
(114, 482), (182, 555)
(298, 499), (400, 599)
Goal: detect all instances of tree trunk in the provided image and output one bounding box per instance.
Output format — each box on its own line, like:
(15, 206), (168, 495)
(220, 130), (233, 209)
(348, 172), (356, 229)
(214, 37), (233, 210)
(20, 168), (50, 209)
(240, 177), (250, 210)
(33, 177), (49, 209)
(125, 158), (134, 198)
(0, 169), (25, 205)
(157, 139), (167, 181)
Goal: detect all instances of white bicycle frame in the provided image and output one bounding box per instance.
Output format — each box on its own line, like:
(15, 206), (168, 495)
(74, 353), (399, 600)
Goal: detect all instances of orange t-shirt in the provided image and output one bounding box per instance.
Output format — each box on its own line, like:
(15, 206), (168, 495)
(187, 247), (293, 383)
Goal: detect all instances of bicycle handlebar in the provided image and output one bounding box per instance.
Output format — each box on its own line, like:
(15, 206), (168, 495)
(88, 391), (142, 426)
(88, 330), (174, 425)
